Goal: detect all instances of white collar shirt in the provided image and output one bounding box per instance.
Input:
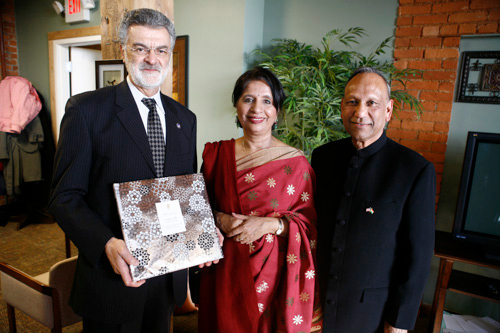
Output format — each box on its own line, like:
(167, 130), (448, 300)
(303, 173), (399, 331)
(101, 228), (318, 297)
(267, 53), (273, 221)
(126, 76), (167, 141)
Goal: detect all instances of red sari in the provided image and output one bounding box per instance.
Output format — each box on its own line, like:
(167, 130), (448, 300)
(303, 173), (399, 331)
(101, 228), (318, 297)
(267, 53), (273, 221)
(199, 140), (321, 333)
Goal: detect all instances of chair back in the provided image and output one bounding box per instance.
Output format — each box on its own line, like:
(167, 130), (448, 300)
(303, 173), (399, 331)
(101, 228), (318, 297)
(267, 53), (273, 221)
(48, 256), (81, 326)
(0, 256), (81, 329)
(1, 264), (55, 327)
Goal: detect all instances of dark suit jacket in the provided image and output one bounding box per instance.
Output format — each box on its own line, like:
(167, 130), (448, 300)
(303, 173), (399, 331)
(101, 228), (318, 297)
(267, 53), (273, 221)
(311, 132), (435, 332)
(49, 81), (197, 323)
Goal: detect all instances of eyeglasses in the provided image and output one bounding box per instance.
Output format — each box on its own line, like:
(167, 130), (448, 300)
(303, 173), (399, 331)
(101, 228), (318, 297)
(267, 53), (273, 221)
(126, 46), (170, 58)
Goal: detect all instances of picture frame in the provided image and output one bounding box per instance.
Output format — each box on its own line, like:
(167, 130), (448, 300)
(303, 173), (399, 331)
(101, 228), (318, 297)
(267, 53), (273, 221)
(457, 51), (500, 104)
(95, 60), (127, 89)
(172, 35), (189, 107)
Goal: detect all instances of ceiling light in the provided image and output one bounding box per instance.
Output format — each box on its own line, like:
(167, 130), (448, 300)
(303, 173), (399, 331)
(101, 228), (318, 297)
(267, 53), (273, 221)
(52, 1), (64, 15)
(82, 0), (95, 9)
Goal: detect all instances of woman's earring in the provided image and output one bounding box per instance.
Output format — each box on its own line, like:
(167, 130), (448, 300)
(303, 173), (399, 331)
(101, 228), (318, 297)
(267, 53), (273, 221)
(272, 121), (278, 130)
(235, 116), (242, 128)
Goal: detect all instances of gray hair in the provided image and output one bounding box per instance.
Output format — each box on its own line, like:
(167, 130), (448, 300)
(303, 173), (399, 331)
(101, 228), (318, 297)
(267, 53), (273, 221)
(118, 8), (176, 51)
(346, 67), (391, 100)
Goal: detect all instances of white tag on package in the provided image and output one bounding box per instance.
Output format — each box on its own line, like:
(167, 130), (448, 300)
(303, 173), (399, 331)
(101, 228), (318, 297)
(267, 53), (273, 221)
(156, 200), (186, 235)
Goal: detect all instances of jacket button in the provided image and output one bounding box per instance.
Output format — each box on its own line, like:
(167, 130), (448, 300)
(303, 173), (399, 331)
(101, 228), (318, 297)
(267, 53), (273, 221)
(337, 220), (346, 226)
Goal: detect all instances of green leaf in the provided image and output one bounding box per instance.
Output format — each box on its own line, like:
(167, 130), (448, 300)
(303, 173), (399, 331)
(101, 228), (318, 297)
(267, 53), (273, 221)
(250, 27), (423, 160)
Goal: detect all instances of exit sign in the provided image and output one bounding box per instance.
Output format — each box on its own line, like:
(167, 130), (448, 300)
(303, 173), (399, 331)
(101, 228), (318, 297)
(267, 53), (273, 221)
(65, 0), (90, 23)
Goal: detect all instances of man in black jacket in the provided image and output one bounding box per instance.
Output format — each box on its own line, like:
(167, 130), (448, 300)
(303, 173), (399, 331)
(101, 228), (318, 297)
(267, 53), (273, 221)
(49, 8), (197, 331)
(312, 67), (435, 333)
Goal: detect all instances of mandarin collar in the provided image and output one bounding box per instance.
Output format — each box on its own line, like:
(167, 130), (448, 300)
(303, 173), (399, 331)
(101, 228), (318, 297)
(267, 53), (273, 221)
(352, 131), (387, 158)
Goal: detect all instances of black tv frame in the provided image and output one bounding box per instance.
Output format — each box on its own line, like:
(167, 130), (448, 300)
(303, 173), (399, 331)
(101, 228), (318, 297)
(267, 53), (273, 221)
(452, 131), (500, 261)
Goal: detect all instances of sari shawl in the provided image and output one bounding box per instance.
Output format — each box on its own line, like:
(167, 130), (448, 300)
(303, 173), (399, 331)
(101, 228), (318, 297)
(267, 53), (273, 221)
(199, 140), (319, 332)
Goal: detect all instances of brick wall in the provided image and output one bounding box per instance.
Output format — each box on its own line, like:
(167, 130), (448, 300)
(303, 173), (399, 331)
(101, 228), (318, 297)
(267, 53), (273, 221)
(0, 0), (18, 79)
(388, 0), (500, 202)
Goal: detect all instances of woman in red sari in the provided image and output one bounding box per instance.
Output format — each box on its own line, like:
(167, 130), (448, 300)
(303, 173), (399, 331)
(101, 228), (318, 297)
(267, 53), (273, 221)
(199, 67), (321, 332)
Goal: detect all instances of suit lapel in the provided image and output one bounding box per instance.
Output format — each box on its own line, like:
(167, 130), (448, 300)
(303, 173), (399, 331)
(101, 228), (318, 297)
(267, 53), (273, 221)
(114, 81), (156, 175)
(162, 94), (185, 175)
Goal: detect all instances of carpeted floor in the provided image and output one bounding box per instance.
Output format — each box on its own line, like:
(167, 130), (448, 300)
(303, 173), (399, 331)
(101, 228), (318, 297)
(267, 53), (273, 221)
(0, 214), (197, 333)
(0, 214), (432, 333)
(0, 214), (82, 332)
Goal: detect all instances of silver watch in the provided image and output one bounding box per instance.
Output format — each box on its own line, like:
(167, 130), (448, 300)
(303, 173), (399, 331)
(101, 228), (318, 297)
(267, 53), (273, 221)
(275, 218), (284, 235)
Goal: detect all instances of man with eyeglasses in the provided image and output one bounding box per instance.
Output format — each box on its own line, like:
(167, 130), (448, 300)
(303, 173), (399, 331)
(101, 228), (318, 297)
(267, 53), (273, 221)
(49, 8), (199, 331)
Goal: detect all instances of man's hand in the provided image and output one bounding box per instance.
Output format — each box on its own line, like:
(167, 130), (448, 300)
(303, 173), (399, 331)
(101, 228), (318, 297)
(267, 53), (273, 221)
(384, 321), (407, 333)
(214, 211), (244, 235)
(105, 237), (145, 287)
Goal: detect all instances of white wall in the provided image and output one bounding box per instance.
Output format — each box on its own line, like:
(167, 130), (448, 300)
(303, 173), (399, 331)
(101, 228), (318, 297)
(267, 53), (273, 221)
(70, 47), (101, 95)
(174, 0), (399, 168)
(262, 0), (398, 64)
(174, 0), (245, 168)
(242, 0), (266, 69)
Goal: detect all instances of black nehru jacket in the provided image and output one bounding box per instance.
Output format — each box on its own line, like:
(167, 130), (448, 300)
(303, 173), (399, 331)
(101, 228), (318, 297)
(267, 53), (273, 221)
(312, 132), (435, 332)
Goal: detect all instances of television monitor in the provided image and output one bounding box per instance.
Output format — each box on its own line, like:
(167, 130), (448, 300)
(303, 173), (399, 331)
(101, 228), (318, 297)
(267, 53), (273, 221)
(452, 131), (500, 261)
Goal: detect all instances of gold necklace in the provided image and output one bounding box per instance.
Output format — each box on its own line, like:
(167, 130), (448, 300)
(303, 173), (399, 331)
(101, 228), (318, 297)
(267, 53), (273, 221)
(241, 139), (251, 157)
(241, 137), (274, 156)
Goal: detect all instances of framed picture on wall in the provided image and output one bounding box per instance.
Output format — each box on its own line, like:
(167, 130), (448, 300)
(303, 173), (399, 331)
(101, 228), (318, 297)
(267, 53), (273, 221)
(172, 35), (189, 107)
(457, 51), (500, 104)
(95, 60), (127, 89)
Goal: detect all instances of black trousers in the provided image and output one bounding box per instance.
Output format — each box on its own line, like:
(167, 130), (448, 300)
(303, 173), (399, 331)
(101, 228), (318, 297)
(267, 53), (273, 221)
(82, 274), (175, 333)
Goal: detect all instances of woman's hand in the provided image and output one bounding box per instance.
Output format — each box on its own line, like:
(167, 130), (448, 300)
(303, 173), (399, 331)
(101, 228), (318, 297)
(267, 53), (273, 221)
(225, 213), (279, 244)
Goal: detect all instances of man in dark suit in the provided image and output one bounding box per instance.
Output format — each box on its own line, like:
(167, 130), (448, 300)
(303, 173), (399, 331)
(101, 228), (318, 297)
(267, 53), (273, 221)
(312, 67), (436, 333)
(49, 8), (197, 331)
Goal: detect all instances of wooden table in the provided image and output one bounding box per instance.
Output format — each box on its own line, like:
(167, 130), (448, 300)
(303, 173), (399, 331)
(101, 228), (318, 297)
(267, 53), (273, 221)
(428, 230), (500, 333)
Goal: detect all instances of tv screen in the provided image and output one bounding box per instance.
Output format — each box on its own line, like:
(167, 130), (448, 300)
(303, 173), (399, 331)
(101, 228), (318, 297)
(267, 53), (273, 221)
(452, 131), (500, 259)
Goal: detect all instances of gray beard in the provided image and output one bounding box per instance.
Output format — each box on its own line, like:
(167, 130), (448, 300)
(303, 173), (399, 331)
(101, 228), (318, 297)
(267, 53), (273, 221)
(124, 55), (168, 90)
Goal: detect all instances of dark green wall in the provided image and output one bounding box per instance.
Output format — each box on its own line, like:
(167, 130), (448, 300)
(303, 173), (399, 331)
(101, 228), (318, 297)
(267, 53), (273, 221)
(15, 0), (100, 109)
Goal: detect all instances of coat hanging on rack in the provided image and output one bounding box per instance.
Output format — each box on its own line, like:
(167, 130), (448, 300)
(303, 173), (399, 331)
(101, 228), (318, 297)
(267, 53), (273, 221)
(0, 76), (42, 133)
(0, 117), (44, 196)
(0, 76), (44, 197)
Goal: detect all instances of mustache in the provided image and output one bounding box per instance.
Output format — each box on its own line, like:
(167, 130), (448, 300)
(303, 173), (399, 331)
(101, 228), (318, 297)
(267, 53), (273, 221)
(139, 64), (162, 72)
(350, 118), (372, 125)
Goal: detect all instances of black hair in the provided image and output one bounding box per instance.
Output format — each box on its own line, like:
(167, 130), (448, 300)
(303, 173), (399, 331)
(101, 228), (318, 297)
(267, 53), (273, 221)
(346, 67), (391, 99)
(232, 66), (286, 112)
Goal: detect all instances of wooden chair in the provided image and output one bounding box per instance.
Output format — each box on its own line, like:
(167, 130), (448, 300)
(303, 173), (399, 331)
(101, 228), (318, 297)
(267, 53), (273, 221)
(0, 256), (81, 332)
(65, 234), (72, 258)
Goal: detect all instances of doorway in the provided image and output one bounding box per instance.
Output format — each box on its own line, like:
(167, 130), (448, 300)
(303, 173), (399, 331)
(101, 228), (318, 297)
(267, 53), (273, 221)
(48, 27), (101, 142)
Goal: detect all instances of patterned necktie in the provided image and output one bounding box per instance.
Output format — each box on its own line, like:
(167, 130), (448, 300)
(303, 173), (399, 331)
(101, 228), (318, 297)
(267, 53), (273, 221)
(142, 98), (165, 178)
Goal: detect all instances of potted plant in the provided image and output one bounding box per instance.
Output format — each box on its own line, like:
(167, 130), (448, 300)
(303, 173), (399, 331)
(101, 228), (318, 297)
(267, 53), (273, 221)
(251, 27), (422, 159)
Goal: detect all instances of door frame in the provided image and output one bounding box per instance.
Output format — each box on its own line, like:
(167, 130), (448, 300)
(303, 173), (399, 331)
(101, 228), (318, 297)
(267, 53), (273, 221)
(48, 26), (101, 142)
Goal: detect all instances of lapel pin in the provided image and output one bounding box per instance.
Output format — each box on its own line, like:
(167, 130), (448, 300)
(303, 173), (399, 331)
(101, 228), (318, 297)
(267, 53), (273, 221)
(365, 207), (374, 214)
(176, 123), (181, 129)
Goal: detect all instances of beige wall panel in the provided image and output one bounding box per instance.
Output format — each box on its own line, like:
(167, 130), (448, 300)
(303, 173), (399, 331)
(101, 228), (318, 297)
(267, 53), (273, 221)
(100, 0), (174, 96)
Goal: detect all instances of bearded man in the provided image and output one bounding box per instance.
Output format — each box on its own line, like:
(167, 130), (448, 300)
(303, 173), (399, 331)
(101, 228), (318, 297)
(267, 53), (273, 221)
(49, 8), (197, 331)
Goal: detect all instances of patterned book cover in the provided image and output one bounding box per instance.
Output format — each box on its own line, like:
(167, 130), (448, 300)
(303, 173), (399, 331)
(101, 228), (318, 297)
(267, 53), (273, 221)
(113, 173), (223, 281)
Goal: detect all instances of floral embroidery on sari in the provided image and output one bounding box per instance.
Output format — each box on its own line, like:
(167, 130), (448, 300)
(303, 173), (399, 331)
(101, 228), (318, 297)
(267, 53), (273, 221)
(199, 140), (321, 332)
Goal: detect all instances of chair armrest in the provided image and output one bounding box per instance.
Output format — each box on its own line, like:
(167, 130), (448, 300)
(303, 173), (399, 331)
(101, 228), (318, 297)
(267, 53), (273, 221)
(0, 261), (62, 328)
(0, 262), (54, 297)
